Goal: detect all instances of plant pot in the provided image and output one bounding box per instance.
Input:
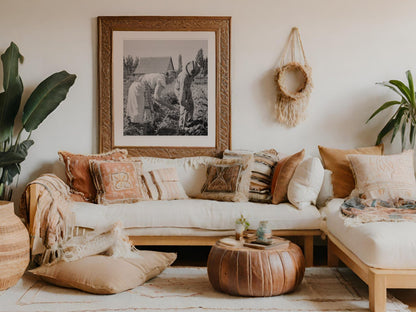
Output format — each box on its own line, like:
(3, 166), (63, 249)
(0, 201), (30, 290)
(235, 223), (245, 240)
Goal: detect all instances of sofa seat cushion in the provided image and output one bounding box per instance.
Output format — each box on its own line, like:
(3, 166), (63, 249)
(323, 198), (416, 269)
(71, 199), (322, 232)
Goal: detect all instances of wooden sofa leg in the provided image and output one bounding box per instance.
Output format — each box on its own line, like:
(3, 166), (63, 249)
(304, 236), (313, 267)
(327, 239), (340, 267)
(368, 270), (386, 312)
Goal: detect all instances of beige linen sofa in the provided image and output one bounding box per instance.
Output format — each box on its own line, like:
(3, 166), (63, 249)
(23, 155), (324, 267)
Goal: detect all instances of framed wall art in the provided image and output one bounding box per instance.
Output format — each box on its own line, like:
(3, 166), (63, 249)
(97, 16), (231, 158)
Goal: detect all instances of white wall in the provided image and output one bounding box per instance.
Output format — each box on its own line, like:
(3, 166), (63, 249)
(0, 0), (414, 204)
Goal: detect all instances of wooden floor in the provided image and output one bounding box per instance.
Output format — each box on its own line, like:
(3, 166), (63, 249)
(140, 245), (416, 310)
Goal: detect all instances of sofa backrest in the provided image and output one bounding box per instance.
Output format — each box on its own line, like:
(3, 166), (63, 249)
(137, 156), (218, 197)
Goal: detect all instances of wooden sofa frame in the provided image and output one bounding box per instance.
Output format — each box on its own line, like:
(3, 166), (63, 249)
(26, 183), (320, 267)
(327, 232), (416, 312)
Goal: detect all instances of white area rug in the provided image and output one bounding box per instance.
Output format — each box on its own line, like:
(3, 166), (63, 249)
(0, 267), (409, 312)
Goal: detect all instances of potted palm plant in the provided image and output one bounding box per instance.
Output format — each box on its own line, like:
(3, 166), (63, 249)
(0, 42), (76, 200)
(367, 70), (416, 151)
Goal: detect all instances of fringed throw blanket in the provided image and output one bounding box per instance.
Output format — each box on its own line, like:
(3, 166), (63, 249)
(19, 174), (140, 266)
(341, 197), (416, 226)
(20, 174), (75, 265)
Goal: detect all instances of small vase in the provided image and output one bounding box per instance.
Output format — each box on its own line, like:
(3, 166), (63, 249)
(256, 220), (271, 241)
(0, 201), (30, 290)
(235, 223), (245, 240)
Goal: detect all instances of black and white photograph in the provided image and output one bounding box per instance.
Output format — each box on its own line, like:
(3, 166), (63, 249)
(99, 17), (230, 157)
(123, 39), (209, 137)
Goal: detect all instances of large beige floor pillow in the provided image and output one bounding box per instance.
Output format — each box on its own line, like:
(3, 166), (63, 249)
(29, 251), (177, 294)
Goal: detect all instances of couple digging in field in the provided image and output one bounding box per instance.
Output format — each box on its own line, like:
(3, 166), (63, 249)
(126, 61), (200, 135)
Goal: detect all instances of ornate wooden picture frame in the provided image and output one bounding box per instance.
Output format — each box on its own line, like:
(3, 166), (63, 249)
(97, 16), (231, 158)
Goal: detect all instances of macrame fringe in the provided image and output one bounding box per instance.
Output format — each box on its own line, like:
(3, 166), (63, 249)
(274, 27), (312, 127)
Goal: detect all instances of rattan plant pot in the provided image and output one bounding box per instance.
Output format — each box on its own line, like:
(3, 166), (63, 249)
(0, 201), (29, 290)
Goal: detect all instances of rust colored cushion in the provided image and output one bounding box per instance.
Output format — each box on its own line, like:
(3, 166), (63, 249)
(29, 251), (177, 294)
(58, 149), (128, 202)
(89, 159), (150, 204)
(318, 144), (384, 198)
(271, 150), (305, 204)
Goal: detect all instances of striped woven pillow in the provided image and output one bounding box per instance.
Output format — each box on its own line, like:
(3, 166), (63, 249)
(142, 168), (188, 200)
(223, 149), (279, 203)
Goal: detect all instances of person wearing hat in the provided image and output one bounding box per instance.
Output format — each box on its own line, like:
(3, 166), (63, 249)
(127, 70), (177, 134)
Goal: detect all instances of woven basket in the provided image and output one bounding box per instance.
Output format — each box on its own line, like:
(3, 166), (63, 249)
(0, 201), (29, 290)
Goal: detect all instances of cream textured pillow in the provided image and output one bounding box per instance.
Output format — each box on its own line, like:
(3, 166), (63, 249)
(149, 168), (188, 200)
(29, 251), (177, 294)
(287, 157), (324, 209)
(348, 150), (416, 200)
(199, 155), (253, 202)
(318, 145), (383, 198)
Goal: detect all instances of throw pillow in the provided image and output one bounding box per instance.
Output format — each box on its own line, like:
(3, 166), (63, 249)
(58, 149), (128, 202)
(223, 149), (279, 203)
(316, 169), (334, 208)
(318, 144), (383, 198)
(29, 251), (177, 294)
(271, 149), (305, 204)
(347, 150), (416, 200)
(142, 168), (188, 200)
(199, 155), (254, 202)
(287, 157), (324, 209)
(89, 159), (149, 205)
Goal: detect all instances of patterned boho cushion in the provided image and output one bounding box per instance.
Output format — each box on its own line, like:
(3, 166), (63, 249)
(199, 156), (253, 202)
(347, 150), (416, 200)
(223, 149), (279, 203)
(58, 149), (128, 202)
(318, 145), (383, 198)
(89, 159), (149, 205)
(271, 149), (305, 204)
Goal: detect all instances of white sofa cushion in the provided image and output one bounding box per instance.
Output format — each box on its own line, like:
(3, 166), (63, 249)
(137, 156), (217, 197)
(323, 198), (416, 269)
(287, 157), (324, 209)
(72, 199), (322, 232)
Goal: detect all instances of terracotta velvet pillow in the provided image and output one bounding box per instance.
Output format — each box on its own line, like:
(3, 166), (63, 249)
(59, 149), (128, 202)
(318, 144), (383, 198)
(271, 149), (305, 204)
(89, 159), (150, 204)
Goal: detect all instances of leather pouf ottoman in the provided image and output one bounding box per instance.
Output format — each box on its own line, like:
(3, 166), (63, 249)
(207, 239), (305, 297)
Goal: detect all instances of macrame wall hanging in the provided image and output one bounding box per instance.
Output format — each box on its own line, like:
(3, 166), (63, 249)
(274, 27), (313, 127)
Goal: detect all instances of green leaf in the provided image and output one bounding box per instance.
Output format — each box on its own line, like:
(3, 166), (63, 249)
(376, 116), (396, 145)
(0, 164), (20, 184)
(377, 82), (405, 100)
(391, 108), (406, 143)
(401, 119), (407, 151)
(0, 43), (24, 143)
(410, 123), (416, 148)
(406, 70), (415, 108)
(389, 79), (412, 104)
(1, 42), (23, 91)
(366, 100), (401, 123)
(0, 139), (34, 167)
(22, 71), (76, 132)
